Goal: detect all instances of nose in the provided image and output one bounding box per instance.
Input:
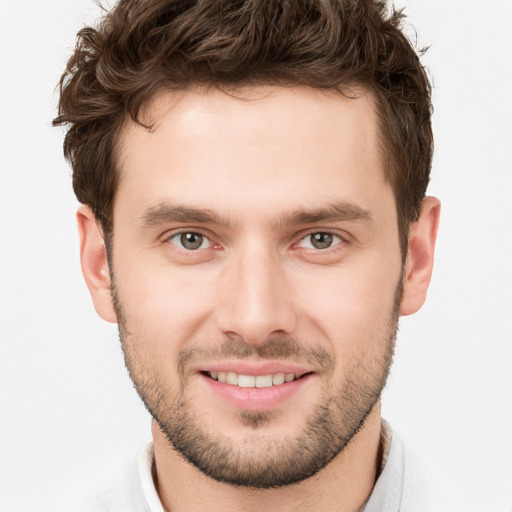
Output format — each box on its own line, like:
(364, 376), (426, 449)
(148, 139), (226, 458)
(215, 243), (297, 346)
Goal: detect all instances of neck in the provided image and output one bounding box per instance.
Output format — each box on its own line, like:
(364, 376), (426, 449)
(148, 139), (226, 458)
(152, 403), (382, 512)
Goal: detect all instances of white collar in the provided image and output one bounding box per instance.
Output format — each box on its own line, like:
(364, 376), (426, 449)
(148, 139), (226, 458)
(138, 442), (164, 512)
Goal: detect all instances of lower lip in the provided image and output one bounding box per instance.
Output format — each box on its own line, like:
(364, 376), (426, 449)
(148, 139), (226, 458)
(200, 373), (314, 411)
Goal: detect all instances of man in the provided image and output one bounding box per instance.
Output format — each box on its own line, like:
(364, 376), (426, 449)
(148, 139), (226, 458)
(53, 0), (446, 510)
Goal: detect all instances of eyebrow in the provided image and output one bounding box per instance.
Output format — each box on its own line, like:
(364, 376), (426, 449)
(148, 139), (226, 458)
(141, 203), (231, 227)
(278, 201), (373, 227)
(141, 200), (372, 228)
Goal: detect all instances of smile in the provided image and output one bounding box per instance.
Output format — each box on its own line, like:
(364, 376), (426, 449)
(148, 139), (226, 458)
(200, 367), (314, 410)
(207, 371), (303, 388)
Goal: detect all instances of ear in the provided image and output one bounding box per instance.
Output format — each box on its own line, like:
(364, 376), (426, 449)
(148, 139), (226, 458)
(400, 196), (441, 316)
(77, 205), (117, 323)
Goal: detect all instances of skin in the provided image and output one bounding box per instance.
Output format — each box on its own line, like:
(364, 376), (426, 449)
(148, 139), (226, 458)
(78, 86), (440, 512)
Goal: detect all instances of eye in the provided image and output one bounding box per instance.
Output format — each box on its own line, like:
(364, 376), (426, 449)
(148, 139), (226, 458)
(168, 232), (211, 251)
(297, 232), (342, 250)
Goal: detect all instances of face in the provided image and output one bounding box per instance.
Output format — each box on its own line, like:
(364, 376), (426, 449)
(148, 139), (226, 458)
(109, 86), (404, 487)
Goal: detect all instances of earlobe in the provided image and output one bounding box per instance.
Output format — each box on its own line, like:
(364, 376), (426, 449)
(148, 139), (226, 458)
(77, 206), (117, 323)
(400, 196), (441, 316)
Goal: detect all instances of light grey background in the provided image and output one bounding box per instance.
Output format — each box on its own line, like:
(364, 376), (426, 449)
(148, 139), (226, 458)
(1, 1), (511, 509)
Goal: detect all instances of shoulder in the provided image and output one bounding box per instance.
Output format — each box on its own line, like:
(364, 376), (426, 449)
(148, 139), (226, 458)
(18, 448), (153, 512)
(72, 453), (151, 512)
(396, 429), (481, 512)
(366, 423), (478, 512)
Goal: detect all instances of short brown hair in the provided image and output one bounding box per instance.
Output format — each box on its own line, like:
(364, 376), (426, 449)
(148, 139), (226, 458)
(54, 0), (433, 257)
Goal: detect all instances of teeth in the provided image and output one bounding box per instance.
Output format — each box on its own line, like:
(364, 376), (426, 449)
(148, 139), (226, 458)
(226, 371), (238, 385)
(255, 375), (273, 388)
(272, 373), (285, 385)
(238, 374), (256, 388)
(208, 370), (302, 388)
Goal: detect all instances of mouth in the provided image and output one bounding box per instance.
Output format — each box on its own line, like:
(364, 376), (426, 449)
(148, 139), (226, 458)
(199, 366), (315, 411)
(202, 370), (310, 388)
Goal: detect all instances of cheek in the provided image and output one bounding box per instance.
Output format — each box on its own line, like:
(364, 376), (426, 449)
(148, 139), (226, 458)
(113, 256), (221, 347)
(291, 258), (401, 353)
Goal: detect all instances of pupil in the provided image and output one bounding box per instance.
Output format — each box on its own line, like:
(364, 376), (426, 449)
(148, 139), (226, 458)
(181, 233), (203, 250)
(312, 233), (333, 249)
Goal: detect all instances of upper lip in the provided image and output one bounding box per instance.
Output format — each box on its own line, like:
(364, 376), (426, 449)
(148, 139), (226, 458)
(198, 361), (313, 378)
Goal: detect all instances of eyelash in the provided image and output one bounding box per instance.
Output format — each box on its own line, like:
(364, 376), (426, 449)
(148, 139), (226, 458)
(164, 230), (216, 251)
(294, 230), (345, 251)
(163, 229), (347, 253)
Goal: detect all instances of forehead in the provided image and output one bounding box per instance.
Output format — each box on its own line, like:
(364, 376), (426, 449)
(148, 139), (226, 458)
(115, 86), (391, 224)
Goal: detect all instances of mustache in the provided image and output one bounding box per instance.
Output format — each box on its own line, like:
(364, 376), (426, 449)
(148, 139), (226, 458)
(178, 337), (335, 375)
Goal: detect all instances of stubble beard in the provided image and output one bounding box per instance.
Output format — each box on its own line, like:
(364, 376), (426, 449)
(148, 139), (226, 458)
(111, 279), (401, 489)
